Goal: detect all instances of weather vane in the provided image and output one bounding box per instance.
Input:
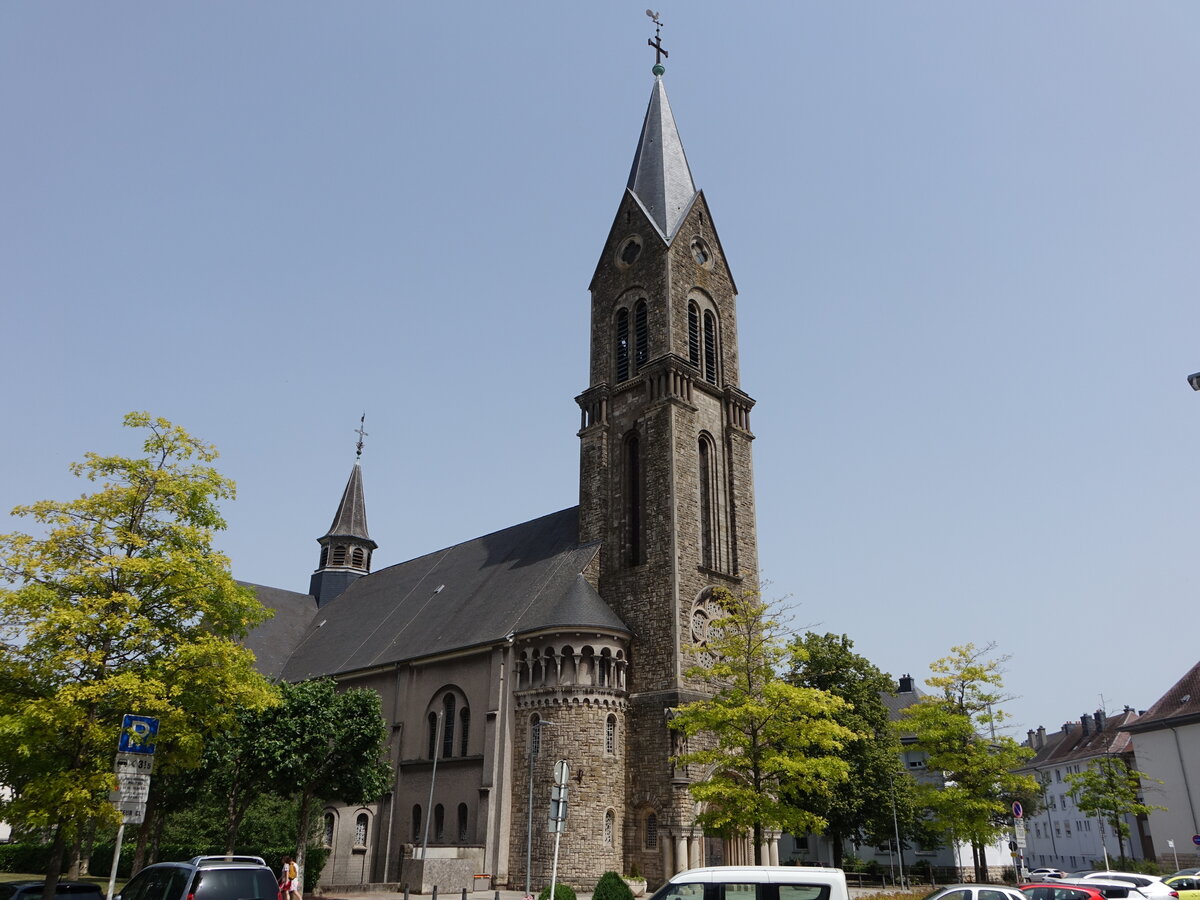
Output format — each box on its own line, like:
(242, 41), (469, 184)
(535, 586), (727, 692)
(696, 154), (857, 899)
(646, 9), (667, 74)
(354, 413), (368, 460)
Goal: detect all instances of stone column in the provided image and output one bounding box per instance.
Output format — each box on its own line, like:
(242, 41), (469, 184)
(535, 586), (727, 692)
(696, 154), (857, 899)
(688, 832), (702, 869)
(674, 833), (688, 876)
(661, 836), (674, 879)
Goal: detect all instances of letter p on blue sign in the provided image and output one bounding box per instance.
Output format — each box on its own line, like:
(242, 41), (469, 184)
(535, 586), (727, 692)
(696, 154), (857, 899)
(118, 715), (159, 754)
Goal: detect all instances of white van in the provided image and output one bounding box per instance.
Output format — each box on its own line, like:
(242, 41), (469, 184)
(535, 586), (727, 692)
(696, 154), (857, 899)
(647, 866), (850, 900)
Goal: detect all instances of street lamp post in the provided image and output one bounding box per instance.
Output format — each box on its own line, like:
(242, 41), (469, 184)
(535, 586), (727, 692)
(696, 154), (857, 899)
(525, 719), (556, 898)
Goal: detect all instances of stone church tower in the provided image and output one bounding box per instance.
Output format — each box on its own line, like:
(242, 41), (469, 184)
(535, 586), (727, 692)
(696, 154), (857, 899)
(577, 66), (760, 881)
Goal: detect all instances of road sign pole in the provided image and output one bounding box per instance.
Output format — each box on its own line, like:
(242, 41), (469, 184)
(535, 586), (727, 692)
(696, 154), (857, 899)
(106, 824), (125, 900)
(548, 761), (568, 900)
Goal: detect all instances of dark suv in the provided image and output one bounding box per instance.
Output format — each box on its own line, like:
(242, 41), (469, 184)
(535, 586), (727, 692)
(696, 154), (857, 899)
(0, 883), (105, 900)
(117, 856), (278, 900)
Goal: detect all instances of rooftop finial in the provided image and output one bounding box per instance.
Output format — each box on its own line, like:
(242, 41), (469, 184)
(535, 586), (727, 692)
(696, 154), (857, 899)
(354, 413), (368, 460)
(646, 9), (667, 76)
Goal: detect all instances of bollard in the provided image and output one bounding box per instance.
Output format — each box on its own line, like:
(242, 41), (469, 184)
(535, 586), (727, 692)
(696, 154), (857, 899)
(404, 890), (409, 900)
(494, 893), (500, 900)
(433, 887), (438, 900)
(462, 890), (467, 900)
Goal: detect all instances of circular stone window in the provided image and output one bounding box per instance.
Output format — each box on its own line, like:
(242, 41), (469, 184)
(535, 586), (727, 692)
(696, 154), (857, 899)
(616, 235), (643, 268)
(690, 237), (712, 268)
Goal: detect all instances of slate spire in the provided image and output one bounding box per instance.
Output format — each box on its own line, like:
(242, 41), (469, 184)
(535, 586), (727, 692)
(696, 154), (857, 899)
(309, 427), (379, 607)
(626, 73), (697, 241)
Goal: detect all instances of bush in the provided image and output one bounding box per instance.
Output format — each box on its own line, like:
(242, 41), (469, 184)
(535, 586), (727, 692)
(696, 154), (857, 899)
(538, 883), (577, 900)
(0, 843), (54, 873)
(1002, 868), (1016, 884)
(593, 871), (634, 900)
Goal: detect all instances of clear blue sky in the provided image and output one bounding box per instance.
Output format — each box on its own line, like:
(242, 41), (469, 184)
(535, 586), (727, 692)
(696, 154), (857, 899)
(4, 3), (1199, 738)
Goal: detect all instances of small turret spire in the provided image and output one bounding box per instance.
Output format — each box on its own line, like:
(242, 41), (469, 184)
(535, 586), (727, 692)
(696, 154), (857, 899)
(309, 420), (379, 607)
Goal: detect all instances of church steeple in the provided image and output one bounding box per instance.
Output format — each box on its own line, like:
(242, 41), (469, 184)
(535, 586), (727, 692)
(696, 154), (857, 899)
(626, 76), (697, 240)
(309, 420), (378, 607)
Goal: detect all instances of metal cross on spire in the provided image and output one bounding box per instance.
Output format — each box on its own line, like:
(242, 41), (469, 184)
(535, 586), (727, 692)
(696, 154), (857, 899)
(646, 9), (668, 71)
(354, 413), (368, 460)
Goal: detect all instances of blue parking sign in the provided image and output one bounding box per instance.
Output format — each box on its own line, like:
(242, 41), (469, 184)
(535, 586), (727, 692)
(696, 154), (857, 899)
(118, 715), (158, 754)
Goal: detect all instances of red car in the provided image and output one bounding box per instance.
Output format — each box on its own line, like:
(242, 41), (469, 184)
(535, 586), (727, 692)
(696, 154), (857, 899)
(1021, 885), (1115, 900)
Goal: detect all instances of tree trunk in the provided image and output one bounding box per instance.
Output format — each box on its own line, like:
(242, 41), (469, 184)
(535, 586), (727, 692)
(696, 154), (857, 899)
(44, 823), (67, 897)
(131, 793), (158, 876)
(67, 832), (83, 878)
(752, 822), (763, 865)
(832, 834), (844, 869)
(976, 842), (988, 883)
(295, 791), (313, 878)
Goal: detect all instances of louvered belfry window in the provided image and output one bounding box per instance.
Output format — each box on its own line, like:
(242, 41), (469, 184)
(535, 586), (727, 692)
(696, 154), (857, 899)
(626, 433), (642, 566)
(703, 311), (717, 384)
(688, 302), (700, 367)
(442, 694), (456, 758)
(699, 437), (714, 569)
(616, 308), (630, 382)
(634, 299), (648, 371)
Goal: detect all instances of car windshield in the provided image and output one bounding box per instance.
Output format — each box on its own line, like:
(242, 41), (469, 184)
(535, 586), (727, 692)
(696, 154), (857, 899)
(190, 870), (277, 900)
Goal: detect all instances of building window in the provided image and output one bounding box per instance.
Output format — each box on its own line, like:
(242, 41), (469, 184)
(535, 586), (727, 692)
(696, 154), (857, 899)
(411, 805), (422, 842)
(427, 712), (438, 759)
(605, 714), (616, 755)
(645, 813), (658, 849)
(702, 311), (717, 384)
(355, 813), (368, 848)
(616, 307), (630, 382)
(698, 436), (715, 569)
(604, 809), (614, 847)
(688, 302), (700, 368)
(599, 650), (612, 686)
(442, 694), (456, 758)
(434, 804), (445, 842)
(319, 546), (328, 568)
(460, 707), (470, 756)
(634, 299), (648, 371)
(625, 432), (643, 566)
(352, 547), (364, 568)
(323, 812), (335, 848)
(458, 803), (469, 843)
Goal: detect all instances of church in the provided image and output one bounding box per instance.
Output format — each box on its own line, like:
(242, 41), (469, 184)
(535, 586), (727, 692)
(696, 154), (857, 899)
(242, 50), (769, 892)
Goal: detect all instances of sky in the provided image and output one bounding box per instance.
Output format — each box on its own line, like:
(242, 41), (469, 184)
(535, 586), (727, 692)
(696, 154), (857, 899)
(3, 3), (1200, 741)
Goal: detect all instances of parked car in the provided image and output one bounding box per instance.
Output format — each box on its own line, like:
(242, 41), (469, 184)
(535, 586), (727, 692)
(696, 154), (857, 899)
(1172, 873), (1200, 881)
(1021, 883), (1111, 900)
(647, 866), (850, 900)
(1029, 870), (1069, 881)
(1070, 873), (1174, 898)
(0, 883), (105, 900)
(116, 855), (278, 900)
(1164, 876), (1200, 900)
(922, 885), (1026, 900)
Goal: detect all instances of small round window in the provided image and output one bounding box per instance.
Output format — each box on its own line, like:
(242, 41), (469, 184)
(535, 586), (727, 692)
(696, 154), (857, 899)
(617, 235), (643, 268)
(691, 237), (712, 268)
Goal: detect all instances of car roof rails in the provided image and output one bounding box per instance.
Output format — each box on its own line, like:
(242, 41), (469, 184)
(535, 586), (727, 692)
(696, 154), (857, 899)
(188, 857), (267, 867)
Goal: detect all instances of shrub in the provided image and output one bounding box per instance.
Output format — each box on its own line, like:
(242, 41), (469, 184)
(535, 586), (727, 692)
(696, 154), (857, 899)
(538, 883), (577, 900)
(594, 871), (635, 900)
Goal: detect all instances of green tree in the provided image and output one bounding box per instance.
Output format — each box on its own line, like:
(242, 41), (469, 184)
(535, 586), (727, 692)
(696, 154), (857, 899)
(0, 413), (275, 890)
(1066, 755), (1163, 864)
(256, 678), (392, 873)
(900, 643), (1037, 881)
(787, 633), (923, 867)
(668, 588), (856, 863)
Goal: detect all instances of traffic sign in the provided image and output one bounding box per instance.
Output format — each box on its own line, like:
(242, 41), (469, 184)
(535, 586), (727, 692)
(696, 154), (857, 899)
(553, 759), (569, 786)
(1012, 801), (1024, 819)
(115, 752), (154, 775)
(1014, 819), (1027, 848)
(118, 715), (158, 754)
(1191, 834), (1200, 846)
(116, 773), (151, 803)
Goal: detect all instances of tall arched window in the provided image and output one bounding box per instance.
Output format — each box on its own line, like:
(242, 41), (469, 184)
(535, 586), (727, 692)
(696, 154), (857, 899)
(434, 804), (445, 842)
(699, 436), (715, 569)
(625, 433), (642, 566)
(688, 302), (700, 368)
(604, 809), (614, 847)
(605, 714), (616, 754)
(459, 707), (470, 756)
(703, 311), (718, 384)
(411, 805), (422, 842)
(427, 712), (438, 759)
(645, 812), (658, 849)
(615, 308), (630, 382)
(442, 694), (456, 759)
(457, 803), (469, 843)
(634, 299), (648, 371)
(598, 650), (611, 686)
(323, 812), (335, 848)
(355, 813), (368, 848)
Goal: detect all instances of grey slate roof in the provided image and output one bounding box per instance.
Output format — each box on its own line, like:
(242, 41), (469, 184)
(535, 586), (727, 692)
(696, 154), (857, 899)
(278, 506), (626, 682)
(627, 76), (697, 241)
(322, 463), (375, 546)
(239, 582), (318, 679)
(1018, 711), (1138, 770)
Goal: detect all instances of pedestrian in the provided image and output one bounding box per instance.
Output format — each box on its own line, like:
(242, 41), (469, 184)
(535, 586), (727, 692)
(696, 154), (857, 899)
(279, 855), (295, 900)
(289, 857), (303, 900)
